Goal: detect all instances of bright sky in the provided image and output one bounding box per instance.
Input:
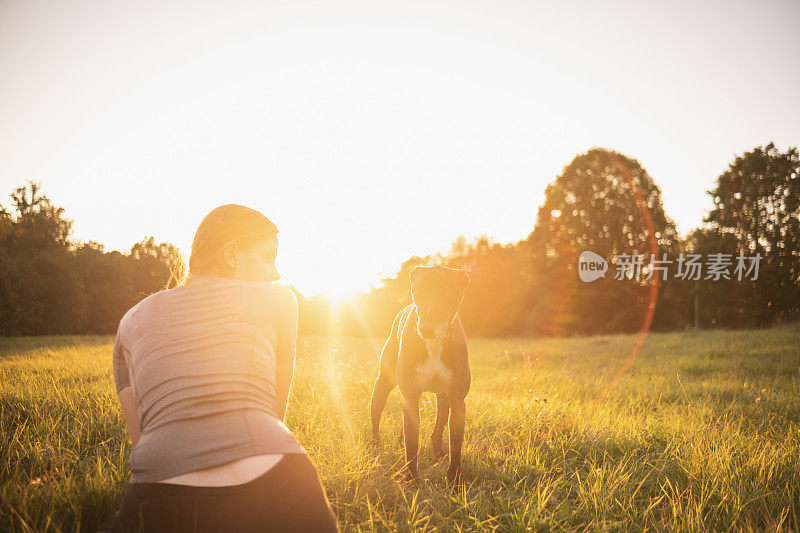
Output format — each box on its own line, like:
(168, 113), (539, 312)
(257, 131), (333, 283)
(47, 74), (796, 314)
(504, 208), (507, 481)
(1, 0), (798, 299)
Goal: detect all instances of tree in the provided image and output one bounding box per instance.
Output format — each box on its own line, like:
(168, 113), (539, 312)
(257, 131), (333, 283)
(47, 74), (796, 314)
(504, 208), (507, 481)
(0, 182), (188, 336)
(686, 227), (741, 328)
(524, 148), (682, 336)
(443, 236), (533, 336)
(0, 181), (86, 335)
(3, 180), (73, 252)
(74, 243), (135, 334)
(129, 236), (186, 296)
(705, 142), (800, 325)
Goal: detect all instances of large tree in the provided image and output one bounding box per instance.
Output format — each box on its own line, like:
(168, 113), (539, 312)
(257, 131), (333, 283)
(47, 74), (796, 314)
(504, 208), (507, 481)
(705, 142), (800, 325)
(524, 148), (682, 336)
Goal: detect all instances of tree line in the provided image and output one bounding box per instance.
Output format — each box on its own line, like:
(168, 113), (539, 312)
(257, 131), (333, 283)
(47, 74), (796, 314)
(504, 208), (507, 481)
(301, 144), (799, 338)
(1, 143), (797, 338)
(0, 182), (183, 336)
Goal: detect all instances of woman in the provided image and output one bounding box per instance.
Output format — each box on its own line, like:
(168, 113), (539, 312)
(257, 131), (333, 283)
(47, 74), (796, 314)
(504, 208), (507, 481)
(109, 205), (338, 532)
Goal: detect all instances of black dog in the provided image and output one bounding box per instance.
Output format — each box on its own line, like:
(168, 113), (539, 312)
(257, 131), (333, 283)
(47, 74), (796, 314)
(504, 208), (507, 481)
(369, 265), (470, 484)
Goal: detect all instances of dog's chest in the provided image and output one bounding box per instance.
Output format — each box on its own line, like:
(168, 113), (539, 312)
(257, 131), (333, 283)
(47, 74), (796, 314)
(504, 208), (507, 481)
(415, 338), (452, 392)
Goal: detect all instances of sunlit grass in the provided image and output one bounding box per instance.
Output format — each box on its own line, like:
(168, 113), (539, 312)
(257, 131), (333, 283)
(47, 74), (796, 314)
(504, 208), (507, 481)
(2, 326), (799, 531)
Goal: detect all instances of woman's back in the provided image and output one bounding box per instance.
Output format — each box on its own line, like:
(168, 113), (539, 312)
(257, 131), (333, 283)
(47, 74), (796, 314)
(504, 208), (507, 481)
(113, 274), (304, 483)
(109, 204), (336, 532)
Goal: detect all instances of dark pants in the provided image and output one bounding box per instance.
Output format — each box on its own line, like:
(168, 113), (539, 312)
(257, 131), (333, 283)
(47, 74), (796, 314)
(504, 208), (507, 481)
(108, 453), (338, 532)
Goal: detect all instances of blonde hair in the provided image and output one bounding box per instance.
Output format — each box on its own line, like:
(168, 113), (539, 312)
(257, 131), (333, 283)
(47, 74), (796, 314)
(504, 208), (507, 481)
(184, 204), (278, 283)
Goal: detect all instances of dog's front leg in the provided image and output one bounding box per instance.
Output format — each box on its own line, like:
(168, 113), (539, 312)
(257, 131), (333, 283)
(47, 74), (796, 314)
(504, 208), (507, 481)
(431, 393), (449, 458)
(447, 396), (466, 485)
(401, 390), (422, 481)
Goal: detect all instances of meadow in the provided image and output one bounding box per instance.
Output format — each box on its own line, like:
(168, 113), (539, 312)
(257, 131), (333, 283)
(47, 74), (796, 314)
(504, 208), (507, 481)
(1, 325), (799, 532)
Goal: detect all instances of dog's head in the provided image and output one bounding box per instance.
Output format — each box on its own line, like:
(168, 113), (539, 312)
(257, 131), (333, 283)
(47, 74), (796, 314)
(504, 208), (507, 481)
(409, 266), (469, 339)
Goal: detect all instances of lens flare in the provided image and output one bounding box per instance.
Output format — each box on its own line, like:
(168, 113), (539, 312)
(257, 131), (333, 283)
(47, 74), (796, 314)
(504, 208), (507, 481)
(602, 151), (660, 396)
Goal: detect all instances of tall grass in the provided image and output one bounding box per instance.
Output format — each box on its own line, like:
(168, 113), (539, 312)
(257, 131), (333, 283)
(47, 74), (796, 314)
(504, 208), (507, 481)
(2, 326), (799, 531)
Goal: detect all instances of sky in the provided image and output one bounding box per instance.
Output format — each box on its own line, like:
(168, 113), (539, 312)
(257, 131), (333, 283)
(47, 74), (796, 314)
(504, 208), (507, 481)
(1, 0), (798, 299)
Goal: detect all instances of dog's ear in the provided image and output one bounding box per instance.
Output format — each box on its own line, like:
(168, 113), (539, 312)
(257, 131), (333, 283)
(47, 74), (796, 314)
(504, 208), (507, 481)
(454, 269), (470, 289)
(409, 266), (423, 285)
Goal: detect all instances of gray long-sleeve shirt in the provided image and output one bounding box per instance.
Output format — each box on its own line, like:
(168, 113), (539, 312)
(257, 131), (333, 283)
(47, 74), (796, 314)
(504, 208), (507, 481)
(113, 274), (305, 483)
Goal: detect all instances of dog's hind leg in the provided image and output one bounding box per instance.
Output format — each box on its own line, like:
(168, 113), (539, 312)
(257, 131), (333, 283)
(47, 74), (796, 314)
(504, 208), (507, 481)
(431, 393), (449, 459)
(369, 372), (395, 443)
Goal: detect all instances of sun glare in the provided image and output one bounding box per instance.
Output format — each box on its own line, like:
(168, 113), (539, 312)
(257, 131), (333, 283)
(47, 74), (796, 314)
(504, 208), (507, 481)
(319, 286), (358, 307)
(278, 255), (365, 306)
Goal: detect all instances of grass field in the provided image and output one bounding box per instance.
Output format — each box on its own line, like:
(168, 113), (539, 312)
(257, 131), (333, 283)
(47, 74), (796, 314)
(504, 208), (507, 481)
(2, 325), (800, 532)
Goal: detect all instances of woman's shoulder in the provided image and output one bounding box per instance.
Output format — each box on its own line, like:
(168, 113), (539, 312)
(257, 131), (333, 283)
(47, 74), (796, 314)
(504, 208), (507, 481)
(122, 277), (298, 325)
(231, 283), (297, 332)
(195, 276), (297, 315)
(187, 275), (294, 302)
(117, 286), (179, 332)
(251, 283), (298, 313)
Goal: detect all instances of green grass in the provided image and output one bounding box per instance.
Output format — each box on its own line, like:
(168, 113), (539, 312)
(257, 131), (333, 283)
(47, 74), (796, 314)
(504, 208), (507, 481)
(2, 326), (800, 532)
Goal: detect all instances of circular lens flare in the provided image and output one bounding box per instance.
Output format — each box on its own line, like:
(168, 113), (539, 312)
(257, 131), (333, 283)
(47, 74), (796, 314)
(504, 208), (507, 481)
(602, 151), (660, 397)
